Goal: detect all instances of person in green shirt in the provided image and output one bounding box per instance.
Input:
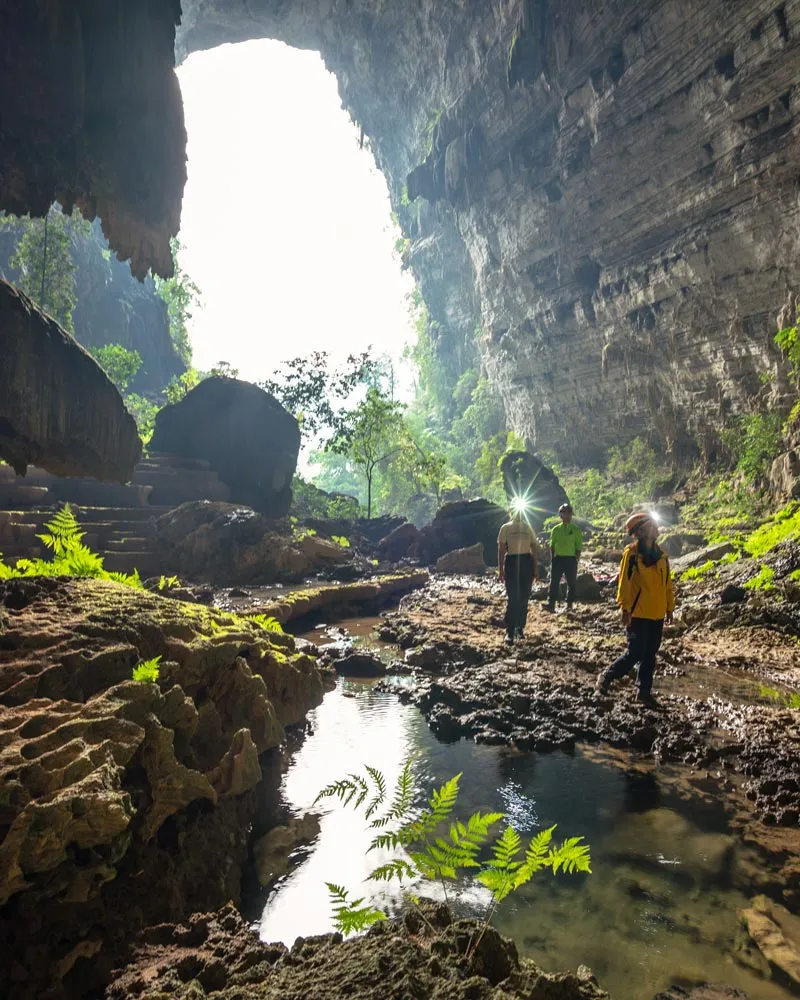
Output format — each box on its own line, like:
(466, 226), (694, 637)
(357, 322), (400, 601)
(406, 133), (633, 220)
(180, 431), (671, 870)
(546, 503), (582, 612)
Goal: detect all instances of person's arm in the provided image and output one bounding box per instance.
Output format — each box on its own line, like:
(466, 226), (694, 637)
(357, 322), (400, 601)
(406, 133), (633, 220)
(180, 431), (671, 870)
(530, 535), (539, 580)
(665, 557), (675, 624)
(498, 543), (505, 581)
(574, 525), (582, 561)
(550, 524), (557, 558)
(617, 548), (633, 627)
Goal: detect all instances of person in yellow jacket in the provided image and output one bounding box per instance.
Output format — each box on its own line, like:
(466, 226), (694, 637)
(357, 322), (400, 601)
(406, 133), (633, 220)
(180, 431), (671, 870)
(596, 511), (675, 705)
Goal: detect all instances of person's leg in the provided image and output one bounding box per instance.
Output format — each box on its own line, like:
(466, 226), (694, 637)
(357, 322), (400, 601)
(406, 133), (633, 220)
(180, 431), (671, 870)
(636, 620), (664, 696)
(548, 556), (564, 608)
(517, 554), (534, 634)
(565, 556), (578, 608)
(504, 555), (520, 640)
(598, 619), (646, 690)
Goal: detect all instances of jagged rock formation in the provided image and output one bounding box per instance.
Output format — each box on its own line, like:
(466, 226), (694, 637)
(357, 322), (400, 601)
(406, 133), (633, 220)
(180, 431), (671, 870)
(500, 451), (570, 527)
(0, 280), (141, 480)
(6, 2), (800, 459)
(0, 576), (330, 1000)
(150, 379), (300, 516)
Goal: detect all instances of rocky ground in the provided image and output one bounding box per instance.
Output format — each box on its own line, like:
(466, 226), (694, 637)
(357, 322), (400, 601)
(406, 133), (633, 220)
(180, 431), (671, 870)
(0, 576), (333, 1000)
(107, 899), (610, 1000)
(377, 572), (800, 910)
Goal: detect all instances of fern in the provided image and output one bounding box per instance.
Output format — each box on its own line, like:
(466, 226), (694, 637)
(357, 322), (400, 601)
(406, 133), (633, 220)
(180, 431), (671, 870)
(367, 859), (417, 883)
(364, 765), (387, 819)
(326, 883), (386, 936)
(108, 570), (144, 589)
(36, 503), (84, 557)
(477, 825), (524, 904)
(158, 575), (180, 591)
(370, 757), (417, 829)
(249, 613), (284, 633)
(132, 655), (161, 683)
(315, 772), (370, 809)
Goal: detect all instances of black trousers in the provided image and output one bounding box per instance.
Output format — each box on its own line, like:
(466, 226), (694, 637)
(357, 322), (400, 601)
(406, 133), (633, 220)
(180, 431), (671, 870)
(603, 618), (664, 695)
(548, 555), (578, 606)
(504, 553), (534, 633)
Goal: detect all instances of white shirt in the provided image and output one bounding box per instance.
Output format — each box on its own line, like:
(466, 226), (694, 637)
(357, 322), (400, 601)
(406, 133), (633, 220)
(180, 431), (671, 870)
(498, 519), (537, 556)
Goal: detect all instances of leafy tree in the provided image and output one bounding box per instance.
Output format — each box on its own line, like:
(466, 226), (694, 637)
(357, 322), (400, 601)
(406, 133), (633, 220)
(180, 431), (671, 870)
(153, 237), (199, 366)
(328, 387), (406, 518)
(165, 367), (202, 404)
(124, 393), (159, 446)
(261, 350), (382, 437)
(88, 343), (142, 394)
(1, 204), (90, 331)
(208, 360), (239, 379)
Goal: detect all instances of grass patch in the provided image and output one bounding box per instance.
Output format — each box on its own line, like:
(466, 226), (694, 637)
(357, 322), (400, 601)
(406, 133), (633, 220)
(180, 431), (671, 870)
(681, 560), (717, 581)
(743, 502), (800, 558)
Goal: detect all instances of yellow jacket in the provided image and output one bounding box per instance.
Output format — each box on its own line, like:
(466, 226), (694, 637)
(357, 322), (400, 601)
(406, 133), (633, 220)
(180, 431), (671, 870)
(616, 541), (675, 619)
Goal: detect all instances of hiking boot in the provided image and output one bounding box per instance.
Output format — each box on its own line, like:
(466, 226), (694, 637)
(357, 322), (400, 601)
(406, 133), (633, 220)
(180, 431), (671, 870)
(595, 673), (610, 695)
(542, 603), (555, 613)
(637, 691), (658, 707)
(566, 603), (574, 613)
(515, 628), (525, 640)
(504, 632), (515, 645)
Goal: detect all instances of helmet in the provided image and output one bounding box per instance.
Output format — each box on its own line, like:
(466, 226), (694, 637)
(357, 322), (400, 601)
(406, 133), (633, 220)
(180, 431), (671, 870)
(559, 503), (573, 514)
(625, 511), (654, 535)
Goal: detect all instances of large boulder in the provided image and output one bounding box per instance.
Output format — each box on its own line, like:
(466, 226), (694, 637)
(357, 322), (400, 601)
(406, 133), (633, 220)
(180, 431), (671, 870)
(500, 451), (570, 529)
(436, 542), (486, 575)
(419, 499), (508, 567)
(153, 501), (310, 584)
(770, 450), (800, 500)
(377, 521), (422, 561)
(0, 280), (141, 480)
(150, 377), (300, 516)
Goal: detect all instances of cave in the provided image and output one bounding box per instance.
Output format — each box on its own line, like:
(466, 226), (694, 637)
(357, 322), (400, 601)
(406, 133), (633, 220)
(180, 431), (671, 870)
(4, 0), (800, 471)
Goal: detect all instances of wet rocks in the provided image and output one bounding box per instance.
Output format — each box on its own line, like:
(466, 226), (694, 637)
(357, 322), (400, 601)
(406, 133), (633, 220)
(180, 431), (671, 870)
(334, 651), (386, 677)
(436, 542), (486, 574)
(739, 895), (800, 987)
(719, 585), (747, 605)
(252, 813), (320, 887)
(150, 377), (300, 516)
(0, 577), (330, 1000)
(654, 987), (751, 999)
(106, 900), (610, 1000)
(376, 521), (421, 561)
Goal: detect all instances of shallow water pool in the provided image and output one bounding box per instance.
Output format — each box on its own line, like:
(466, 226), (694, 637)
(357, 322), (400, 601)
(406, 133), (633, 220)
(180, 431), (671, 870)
(258, 677), (793, 1000)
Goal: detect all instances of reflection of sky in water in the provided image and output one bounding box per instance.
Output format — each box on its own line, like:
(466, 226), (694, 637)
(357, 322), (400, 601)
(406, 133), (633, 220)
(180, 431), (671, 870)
(260, 680), (794, 1000)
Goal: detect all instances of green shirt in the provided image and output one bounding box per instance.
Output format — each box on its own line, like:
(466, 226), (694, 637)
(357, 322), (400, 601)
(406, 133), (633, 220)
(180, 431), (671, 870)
(550, 521), (582, 557)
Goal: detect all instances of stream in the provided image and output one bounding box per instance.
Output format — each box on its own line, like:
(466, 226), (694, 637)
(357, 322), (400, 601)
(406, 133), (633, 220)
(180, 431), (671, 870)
(256, 619), (793, 1000)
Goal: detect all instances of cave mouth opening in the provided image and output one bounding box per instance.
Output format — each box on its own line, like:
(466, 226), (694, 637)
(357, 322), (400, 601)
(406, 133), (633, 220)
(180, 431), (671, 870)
(175, 39), (415, 400)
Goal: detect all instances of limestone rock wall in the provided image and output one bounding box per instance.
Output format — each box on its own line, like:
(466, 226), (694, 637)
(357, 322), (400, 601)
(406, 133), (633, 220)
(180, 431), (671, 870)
(179, 0), (800, 465)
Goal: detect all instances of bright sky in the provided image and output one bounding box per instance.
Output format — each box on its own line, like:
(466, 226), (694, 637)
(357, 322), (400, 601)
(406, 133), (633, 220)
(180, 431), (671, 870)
(176, 40), (416, 392)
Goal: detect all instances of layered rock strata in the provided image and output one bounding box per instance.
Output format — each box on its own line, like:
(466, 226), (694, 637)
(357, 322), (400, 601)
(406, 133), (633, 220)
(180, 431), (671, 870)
(0, 576), (331, 1000)
(0, 280), (141, 480)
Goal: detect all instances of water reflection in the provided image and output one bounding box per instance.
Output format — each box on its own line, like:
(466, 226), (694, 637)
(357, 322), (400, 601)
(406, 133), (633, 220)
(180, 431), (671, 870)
(260, 680), (792, 1000)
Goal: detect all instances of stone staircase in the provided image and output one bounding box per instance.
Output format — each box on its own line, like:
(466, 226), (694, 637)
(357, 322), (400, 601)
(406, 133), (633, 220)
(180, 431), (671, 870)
(0, 453), (232, 579)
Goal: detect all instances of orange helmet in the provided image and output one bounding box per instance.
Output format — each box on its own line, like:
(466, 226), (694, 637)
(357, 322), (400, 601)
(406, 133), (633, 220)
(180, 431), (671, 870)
(625, 511), (654, 535)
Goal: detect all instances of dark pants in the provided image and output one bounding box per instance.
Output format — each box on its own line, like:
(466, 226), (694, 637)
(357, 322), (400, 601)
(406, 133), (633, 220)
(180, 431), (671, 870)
(603, 618), (664, 695)
(504, 553), (534, 634)
(549, 555), (578, 607)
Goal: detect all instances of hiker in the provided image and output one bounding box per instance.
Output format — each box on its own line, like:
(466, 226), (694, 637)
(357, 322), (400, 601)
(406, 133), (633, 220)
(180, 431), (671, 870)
(497, 506), (539, 644)
(596, 511), (675, 705)
(545, 503), (582, 612)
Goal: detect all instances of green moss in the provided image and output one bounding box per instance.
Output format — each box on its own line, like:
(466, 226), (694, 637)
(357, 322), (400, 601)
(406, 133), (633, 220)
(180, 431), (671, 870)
(719, 551), (741, 565)
(744, 564), (775, 591)
(744, 502), (800, 558)
(759, 684), (800, 709)
(789, 569), (800, 583)
(681, 560), (717, 581)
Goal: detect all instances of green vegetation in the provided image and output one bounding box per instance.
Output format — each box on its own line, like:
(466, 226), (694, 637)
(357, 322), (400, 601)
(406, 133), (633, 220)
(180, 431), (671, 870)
(164, 367), (203, 405)
(153, 238), (200, 366)
(315, 760), (591, 949)
(0, 504), (143, 588)
(681, 560), (717, 582)
(744, 564), (775, 591)
(743, 502), (800, 557)
(720, 412), (783, 484)
(0, 204), (91, 331)
(132, 656), (162, 683)
(776, 314), (800, 380)
(332, 535), (351, 548)
(157, 575), (181, 591)
(248, 614), (284, 633)
(758, 685), (800, 709)
(89, 343), (143, 394)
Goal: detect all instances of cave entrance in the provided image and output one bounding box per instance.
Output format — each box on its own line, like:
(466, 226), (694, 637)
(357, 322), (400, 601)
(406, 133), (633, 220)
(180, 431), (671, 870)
(176, 40), (415, 399)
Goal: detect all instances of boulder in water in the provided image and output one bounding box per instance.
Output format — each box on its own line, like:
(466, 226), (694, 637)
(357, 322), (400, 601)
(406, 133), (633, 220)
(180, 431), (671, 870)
(150, 377), (300, 516)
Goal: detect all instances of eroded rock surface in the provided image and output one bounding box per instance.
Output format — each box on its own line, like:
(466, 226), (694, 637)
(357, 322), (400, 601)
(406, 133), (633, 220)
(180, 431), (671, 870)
(0, 577), (331, 1000)
(0, 280), (141, 480)
(106, 900), (610, 1000)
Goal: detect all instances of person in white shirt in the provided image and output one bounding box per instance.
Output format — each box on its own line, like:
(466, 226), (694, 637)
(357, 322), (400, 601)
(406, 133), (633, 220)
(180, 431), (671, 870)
(497, 507), (539, 644)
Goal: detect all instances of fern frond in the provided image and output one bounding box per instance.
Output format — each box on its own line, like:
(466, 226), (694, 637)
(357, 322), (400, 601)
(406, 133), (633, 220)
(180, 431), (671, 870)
(37, 504), (84, 557)
(490, 825), (523, 870)
(524, 825), (556, 872)
(107, 569), (144, 589)
(364, 765), (387, 819)
(314, 773), (369, 808)
(372, 757), (416, 828)
(132, 655), (161, 683)
(325, 882), (386, 936)
(405, 773), (461, 841)
(548, 836), (592, 875)
(367, 859), (417, 883)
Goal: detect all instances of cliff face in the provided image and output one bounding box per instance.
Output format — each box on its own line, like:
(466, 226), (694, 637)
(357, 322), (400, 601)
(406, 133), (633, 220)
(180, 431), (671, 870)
(178, 0), (800, 464)
(4, 1), (800, 465)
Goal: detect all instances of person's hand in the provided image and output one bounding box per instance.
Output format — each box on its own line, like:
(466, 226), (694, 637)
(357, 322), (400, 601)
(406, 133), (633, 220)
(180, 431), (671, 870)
(622, 609), (632, 628)
(498, 570), (505, 583)
(665, 612), (673, 626)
